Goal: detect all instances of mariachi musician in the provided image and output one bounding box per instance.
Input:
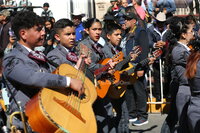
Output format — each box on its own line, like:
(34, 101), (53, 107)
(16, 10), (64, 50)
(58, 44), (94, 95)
(104, 22), (139, 133)
(47, 19), (93, 81)
(3, 11), (84, 132)
(79, 18), (119, 133)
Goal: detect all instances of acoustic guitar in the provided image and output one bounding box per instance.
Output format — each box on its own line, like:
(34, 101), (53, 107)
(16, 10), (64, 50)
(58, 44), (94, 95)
(95, 52), (124, 98)
(94, 51), (124, 76)
(107, 49), (163, 99)
(95, 46), (141, 98)
(25, 45), (97, 133)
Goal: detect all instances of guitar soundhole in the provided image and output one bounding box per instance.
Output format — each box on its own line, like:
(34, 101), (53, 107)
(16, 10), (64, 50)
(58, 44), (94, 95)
(64, 74), (91, 103)
(64, 90), (86, 100)
(80, 93), (86, 99)
(98, 73), (114, 81)
(98, 72), (116, 82)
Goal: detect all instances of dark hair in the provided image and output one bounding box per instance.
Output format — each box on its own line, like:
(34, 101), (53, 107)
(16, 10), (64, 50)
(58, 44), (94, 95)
(106, 23), (122, 35)
(48, 17), (55, 23)
(42, 16), (54, 24)
(83, 18), (101, 29)
(125, 6), (146, 27)
(169, 16), (189, 41)
(43, 17), (54, 32)
(11, 11), (44, 39)
(125, 6), (135, 13)
(43, 2), (49, 7)
(165, 17), (190, 68)
(103, 13), (115, 22)
(185, 15), (196, 25)
(189, 39), (200, 52)
(53, 19), (74, 34)
(45, 17), (54, 25)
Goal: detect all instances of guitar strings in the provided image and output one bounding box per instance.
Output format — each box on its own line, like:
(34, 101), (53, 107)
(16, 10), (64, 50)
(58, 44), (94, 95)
(72, 49), (89, 112)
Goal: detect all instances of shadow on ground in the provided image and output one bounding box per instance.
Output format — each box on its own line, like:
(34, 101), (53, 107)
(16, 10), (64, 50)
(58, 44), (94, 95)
(130, 125), (158, 133)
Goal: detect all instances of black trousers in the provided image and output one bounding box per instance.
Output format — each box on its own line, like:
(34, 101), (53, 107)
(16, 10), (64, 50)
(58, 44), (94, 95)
(161, 79), (179, 133)
(111, 97), (129, 133)
(153, 62), (171, 100)
(93, 97), (117, 133)
(153, 63), (161, 100)
(125, 76), (148, 120)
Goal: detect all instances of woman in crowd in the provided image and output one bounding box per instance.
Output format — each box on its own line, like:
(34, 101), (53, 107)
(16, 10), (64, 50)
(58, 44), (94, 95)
(170, 16), (194, 132)
(79, 18), (117, 133)
(43, 17), (57, 55)
(185, 39), (200, 133)
(161, 16), (194, 133)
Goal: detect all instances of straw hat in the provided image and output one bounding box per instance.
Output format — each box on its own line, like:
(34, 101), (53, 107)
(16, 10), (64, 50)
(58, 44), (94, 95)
(155, 12), (166, 22)
(71, 9), (85, 17)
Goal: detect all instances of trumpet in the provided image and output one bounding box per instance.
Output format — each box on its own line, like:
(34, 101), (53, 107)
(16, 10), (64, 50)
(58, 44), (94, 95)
(9, 101), (28, 133)
(10, 111), (20, 133)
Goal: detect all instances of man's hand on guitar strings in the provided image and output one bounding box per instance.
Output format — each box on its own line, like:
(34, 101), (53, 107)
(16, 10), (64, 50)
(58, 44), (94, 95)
(70, 78), (85, 97)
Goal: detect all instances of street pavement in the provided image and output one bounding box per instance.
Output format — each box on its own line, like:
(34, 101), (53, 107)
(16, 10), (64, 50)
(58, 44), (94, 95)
(129, 113), (167, 133)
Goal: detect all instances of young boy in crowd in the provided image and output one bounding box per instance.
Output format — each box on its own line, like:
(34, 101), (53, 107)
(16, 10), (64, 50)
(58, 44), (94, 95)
(3, 11), (84, 132)
(47, 18), (93, 80)
(105, 22), (130, 133)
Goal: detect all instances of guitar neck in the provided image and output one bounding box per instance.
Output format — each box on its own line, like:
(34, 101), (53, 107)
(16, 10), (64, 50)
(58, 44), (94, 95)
(127, 58), (150, 75)
(115, 54), (131, 71)
(94, 52), (124, 76)
(94, 64), (110, 76)
(137, 58), (150, 68)
(79, 58), (86, 70)
(126, 49), (162, 75)
(115, 46), (142, 71)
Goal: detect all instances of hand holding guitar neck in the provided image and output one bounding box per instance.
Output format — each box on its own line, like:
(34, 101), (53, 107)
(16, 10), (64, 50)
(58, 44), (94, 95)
(137, 49), (163, 68)
(149, 48), (163, 64)
(76, 44), (91, 69)
(130, 46), (142, 61)
(130, 53), (138, 61)
(148, 56), (156, 65)
(106, 59), (117, 74)
(114, 46), (142, 71)
(107, 49), (163, 99)
(108, 59), (118, 69)
(155, 41), (166, 48)
(70, 44), (91, 96)
(94, 52), (124, 76)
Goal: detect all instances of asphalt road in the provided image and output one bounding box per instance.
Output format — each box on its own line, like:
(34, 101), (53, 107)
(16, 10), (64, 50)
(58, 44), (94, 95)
(129, 113), (167, 133)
